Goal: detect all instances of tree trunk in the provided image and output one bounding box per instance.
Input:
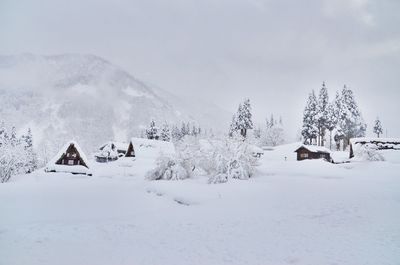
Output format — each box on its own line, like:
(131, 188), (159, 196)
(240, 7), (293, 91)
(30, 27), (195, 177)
(240, 129), (247, 138)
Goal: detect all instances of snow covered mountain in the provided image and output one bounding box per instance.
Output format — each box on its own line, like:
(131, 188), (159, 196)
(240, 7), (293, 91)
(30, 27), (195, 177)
(0, 53), (229, 160)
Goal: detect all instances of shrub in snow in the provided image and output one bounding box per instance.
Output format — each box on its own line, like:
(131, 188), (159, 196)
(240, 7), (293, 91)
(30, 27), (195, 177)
(353, 144), (385, 162)
(146, 134), (258, 184)
(146, 155), (190, 181)
(210, 136), (257, 183)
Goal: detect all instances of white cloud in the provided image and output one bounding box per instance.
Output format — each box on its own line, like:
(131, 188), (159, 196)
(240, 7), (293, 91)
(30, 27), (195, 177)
(322, 0), (375, 26)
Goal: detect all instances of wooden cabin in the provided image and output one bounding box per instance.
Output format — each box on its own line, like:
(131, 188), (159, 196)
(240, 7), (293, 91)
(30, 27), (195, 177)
(125, 141), (135, 157)
(350, 138), (400, 158)
(295, 145), (332, 162)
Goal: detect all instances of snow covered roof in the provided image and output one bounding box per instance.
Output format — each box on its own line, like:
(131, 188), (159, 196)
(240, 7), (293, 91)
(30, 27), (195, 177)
(350, 138), (400, 144)
(130, 137), (175, 155)
(99, 141), (129, 152)
(295, 145), (331, 154)
(46, 140), (90, 168)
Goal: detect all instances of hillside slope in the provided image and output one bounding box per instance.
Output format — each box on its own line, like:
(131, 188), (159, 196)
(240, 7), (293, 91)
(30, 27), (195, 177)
(0, 53), (229, 160)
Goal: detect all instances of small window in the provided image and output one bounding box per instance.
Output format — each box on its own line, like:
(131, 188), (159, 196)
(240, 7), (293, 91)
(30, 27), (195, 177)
(300, 153), (308, 158)
(68, 160), (74, 165)
(67, 153), (70, 157)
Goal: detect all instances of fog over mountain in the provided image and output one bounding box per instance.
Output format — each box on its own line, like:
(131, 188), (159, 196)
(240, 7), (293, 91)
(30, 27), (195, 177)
(0, 53), (230, 158)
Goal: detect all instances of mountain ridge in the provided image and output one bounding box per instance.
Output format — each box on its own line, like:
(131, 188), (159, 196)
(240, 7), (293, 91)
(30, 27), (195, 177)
(0, 53), (229, 160)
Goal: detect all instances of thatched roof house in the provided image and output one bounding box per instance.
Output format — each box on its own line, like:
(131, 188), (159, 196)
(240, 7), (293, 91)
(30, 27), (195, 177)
(95, 141), (129, 162)
(45, 141), (91, 175)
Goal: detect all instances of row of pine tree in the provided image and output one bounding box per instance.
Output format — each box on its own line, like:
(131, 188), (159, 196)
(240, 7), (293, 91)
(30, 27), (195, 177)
(301, 82), (384, 150)
(143, 120), (203, 142)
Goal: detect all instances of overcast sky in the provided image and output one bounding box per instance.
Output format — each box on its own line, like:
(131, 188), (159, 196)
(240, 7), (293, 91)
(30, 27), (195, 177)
(1, 0), (399, 138)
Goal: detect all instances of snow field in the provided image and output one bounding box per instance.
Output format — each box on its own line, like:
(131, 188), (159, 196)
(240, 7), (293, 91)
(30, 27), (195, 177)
(0, 143), (399, 265)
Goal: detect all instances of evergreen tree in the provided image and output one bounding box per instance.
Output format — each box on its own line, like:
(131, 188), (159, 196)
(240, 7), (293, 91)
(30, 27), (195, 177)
(191, 125), (199, 137)
(180, 122), (188, 137)
(316, 82), (329, 146)
(146, 120), (159, 140)
(21, 128), (37, 173)
(235, 99), (253, 138)
(10, 126), (18, 146)
(229, 114), (238, 137)
(186, 123), (190, 136)
(171, 125), (182, 141)
(373, 117), (383, 138)
(326, 102), (338, 150)
(301, 90), (318, 144)
(160, 122), (171, 142)
(333, 91), (345, 150)
(338, 85), (366, 150)
(0, 121), (6, 146)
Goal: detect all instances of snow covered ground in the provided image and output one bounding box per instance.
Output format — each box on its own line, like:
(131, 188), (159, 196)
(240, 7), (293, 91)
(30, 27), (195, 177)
(1, 143), (400, 265)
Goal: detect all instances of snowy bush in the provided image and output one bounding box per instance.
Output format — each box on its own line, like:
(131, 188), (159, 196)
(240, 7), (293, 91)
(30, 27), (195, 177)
(146, 155), (191, 180)
(207, 135), (258, 183)
(353, 144), (385, 162)
(146, 134), (258, 184)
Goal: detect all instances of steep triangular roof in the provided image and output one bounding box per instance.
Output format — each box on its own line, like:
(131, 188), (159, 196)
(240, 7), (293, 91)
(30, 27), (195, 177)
(294, 145), (331, 154)
(47, 140), (90, 168)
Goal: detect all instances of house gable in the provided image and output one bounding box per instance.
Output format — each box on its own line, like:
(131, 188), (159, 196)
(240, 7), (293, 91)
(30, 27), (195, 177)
(55, 143), (88, 168)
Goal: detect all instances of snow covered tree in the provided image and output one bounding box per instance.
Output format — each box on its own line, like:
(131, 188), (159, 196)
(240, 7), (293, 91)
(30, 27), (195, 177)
(333, 91), (345, 150)
(0, 125), (37, 182)
(373, 117), (383, 138)
(171, 125), (183, 142)
(180, 122), (189, 137)
(233, 99), (253, 138)
(160, 122), (171, 142)
(301, 90), (318, 144)
(146, 120), (159, 140)
(266, 114), (275, 129)
(21, 128), (37, 173)
(316, 82), (329, 146)
(146, 134), (258, 184)
(266, 125), (285, 147)
(326, 102), (338, 150)
(0, 121), (6, 146)
(337, 85), (366, 150)
(145, 154), (190, 181)
(22, 128), (33, 148)
(229, 114), (238, 137)
(253, 126), (262, 140)
(10, 126), (18, 147)
(262, 114), (285, 147)
(208, 135), (257, 184)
